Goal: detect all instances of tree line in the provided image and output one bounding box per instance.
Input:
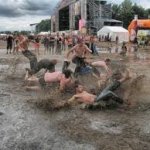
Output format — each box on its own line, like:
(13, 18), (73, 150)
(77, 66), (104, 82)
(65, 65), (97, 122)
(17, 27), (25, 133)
(112, 0), (150, 29)
(35, 19), (51, 33)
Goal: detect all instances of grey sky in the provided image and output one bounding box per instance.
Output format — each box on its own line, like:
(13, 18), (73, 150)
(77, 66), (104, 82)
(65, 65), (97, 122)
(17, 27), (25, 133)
(0, 0), (59, 31)
(0, 0), (149, 31)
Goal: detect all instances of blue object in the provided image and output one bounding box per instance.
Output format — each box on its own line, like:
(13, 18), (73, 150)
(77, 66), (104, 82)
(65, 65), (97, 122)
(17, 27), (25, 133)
(79, 66), (93, 75)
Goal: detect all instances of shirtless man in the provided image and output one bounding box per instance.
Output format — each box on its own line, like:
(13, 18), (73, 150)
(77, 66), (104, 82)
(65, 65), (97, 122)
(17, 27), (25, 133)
(63, 69), (130, 108)
(63, 38), (92, 75)
(17, 34), (57, 74)
(87, 58), (112, 79)
(24, 69), (74, 92)
(17, 34), (38, 71)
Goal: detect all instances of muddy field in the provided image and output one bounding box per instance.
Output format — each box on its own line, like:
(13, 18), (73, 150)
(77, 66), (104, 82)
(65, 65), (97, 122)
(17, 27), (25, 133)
(0, 40), (150, 150)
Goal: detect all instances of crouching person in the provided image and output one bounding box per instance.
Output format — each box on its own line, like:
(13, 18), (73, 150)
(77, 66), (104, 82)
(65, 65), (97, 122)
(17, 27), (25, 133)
(24, 69), (74, 92)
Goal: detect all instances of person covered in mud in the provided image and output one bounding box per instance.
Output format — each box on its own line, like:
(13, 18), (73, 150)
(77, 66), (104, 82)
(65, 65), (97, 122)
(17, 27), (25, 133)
(17, 34), (38, 70)
(17, 34), (57, 74)
(24, 69), (74, 92)
(86, 58), (112, 79)
(63, 37), (92, 76)
(61, 69), (130, 109)
(32, 58), (57, 74)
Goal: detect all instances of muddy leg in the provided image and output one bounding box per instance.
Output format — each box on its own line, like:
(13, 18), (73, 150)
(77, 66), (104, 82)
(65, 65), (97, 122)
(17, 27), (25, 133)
(96, 91), (123, 104)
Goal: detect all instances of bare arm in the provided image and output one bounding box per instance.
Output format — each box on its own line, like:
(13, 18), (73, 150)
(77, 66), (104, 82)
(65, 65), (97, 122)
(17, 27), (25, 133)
(85, 44), (92, 53)
(66, 45), (76, 59)
(67, 94), (81, 104)
(119, 69), (130, 83)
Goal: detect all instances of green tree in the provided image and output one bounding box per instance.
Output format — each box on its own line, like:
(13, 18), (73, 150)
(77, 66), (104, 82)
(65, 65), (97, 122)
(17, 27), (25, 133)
(119, 0), (133, 28)
(36, 19), (51, 33)
(132, 3), (145, 19)
(112, 4), (121, 20)
(145, 8), (150, 18)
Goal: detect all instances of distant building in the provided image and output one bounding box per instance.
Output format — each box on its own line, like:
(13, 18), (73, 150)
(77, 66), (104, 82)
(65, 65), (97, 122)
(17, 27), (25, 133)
(51, 0), (122, 33)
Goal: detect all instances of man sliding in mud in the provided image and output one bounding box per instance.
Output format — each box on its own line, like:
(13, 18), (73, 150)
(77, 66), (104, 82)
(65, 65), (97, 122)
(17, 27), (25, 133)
(63, 38), (92, 76)
(24, 69), (74, 93)
(58, 69), (130, 109)
(17, 34), (57, 74)
(85, 58), (112, 80)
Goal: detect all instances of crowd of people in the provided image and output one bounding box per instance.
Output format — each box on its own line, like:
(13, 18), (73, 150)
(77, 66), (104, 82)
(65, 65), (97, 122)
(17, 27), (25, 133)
(1, 32), (142, 110)
(3, 32), (140, 58)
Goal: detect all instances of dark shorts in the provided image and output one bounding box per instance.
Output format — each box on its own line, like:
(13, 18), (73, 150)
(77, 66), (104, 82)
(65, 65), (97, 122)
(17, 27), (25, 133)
(22, 50), (38, 71)
(37, 59), (55, 72)
(94, 80), (123, 104)
(7, 43), (12, 50)
(72, 56), (85, 67)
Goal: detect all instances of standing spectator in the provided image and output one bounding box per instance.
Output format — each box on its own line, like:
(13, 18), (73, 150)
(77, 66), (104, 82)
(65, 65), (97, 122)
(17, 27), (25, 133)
(6, 35), (13, 54)
(55, 33), (62, 54)
(89, 36), (98, 55)
(34, 36), (40, 55)
(49, 35), (55, 55)
(115, 36), (119, 45)
(61, 33), (66, 51)
(13, 37), (19, 54)
(43, 36), (49, 54)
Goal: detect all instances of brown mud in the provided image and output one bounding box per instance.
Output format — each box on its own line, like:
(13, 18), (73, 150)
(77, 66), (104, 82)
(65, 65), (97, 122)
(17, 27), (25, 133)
(0, 41), (150, 150)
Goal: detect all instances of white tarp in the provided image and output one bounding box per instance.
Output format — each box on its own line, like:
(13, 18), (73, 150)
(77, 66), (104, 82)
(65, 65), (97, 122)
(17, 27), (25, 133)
(97, 26), (129, 43)
(38, 32), (50, 35)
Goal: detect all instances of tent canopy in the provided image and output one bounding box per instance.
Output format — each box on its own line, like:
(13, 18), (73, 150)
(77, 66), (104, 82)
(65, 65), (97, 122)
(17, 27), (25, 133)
(97, 26), (129, 43)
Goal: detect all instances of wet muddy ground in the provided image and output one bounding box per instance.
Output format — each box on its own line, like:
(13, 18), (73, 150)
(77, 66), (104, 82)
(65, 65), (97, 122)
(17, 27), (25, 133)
(0, 41), (150, 150)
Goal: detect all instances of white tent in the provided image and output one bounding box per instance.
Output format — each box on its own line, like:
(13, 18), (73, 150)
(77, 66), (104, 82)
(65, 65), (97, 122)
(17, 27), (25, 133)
(97, 26), (129, 43)
(38, 31), (50, 35)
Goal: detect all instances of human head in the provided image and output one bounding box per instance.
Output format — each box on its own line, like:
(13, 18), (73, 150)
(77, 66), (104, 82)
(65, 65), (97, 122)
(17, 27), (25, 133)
(77, 37), (84, 45)
(16, 34), (24, 40)
(28, 35), (34, 41)
(63, 69), (72, 78)
(25, 68), (34, 77)
(112, 70), (122, 80)
(105, 58), (111, 65)
(123, 42), (126, 45)
(75, 84), (84, 93)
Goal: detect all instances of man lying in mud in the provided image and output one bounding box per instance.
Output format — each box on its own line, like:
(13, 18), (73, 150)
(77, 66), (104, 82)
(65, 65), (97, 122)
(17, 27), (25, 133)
(17, 34), (57, 74)
(24, 69), (74, 93)
(63, 37), (92, 76)
(57, 69), (130, 109)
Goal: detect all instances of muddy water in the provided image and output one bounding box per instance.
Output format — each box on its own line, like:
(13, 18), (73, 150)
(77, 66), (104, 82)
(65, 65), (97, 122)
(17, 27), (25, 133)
(0, 46), (150, 150)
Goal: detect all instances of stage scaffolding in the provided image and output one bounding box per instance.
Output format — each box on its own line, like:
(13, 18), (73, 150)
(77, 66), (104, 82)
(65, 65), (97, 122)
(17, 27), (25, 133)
(51, 0), (121, 33)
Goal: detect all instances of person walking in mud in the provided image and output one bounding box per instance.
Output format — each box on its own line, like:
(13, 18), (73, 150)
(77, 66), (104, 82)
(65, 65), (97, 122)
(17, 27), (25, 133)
(64, 38), (92, 76)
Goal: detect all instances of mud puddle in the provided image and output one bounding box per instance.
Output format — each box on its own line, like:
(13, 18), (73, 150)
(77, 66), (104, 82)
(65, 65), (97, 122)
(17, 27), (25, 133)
(0, 45), (150, 149)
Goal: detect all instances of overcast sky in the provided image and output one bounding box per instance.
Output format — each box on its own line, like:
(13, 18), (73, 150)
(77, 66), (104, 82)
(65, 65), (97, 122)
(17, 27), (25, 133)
(0, 0), (149, 31)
